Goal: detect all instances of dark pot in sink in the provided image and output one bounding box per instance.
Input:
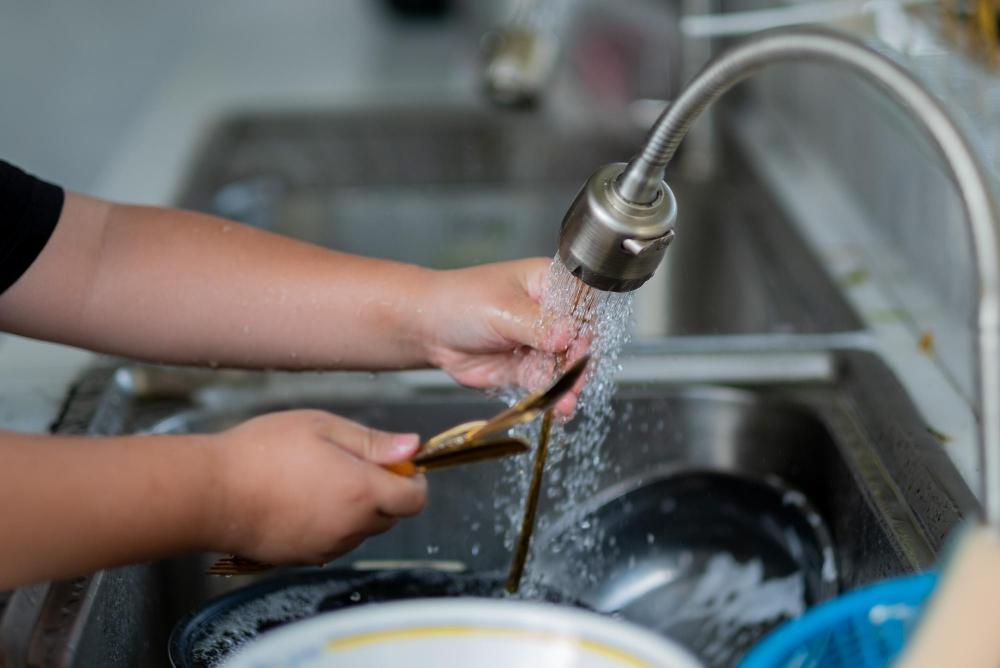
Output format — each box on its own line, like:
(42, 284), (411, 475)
(167, 568), (579, 668)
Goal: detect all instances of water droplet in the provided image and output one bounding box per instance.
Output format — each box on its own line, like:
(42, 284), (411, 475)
(349, 591), (361, 602)
(426, 544), (439, 555)
(492, 254), (634, 585)
(647, 532), (655, 545)
(471, 543), (480, 556)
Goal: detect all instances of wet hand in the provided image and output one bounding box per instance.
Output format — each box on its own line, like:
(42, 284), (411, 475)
(419, 258), (588, 415)
(210, 410), (427, 566)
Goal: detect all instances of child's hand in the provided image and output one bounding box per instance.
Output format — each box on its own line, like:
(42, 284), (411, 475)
(420, 258), (586, 415)
(210, 410), (427, 566)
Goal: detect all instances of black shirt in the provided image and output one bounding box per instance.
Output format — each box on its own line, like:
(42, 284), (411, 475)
(0, 160), (64, 296)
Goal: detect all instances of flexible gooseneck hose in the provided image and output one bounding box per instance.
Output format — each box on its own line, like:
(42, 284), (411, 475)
(616, 28), (1000, 522)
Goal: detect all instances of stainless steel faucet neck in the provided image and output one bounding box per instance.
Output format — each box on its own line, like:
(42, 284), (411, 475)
(607, 27), (1000, 523)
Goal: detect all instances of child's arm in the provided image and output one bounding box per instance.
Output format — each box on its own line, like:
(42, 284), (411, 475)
(0, 193), (577, 410)
(0, 410), (426, 591)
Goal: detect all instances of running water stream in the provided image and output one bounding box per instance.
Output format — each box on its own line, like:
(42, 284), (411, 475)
(494, 255), (635, 593)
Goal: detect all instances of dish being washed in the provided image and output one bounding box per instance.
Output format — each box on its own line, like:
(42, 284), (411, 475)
(221, 599), (706, 668)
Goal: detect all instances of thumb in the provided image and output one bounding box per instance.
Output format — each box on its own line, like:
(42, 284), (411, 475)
(325, 415), (420, 464)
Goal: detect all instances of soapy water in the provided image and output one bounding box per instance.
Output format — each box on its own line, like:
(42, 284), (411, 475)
(185, 570), (579, 668)
(642, 553), (807, 668)
(189, 582), (334, 668)
(491, 255), (635, 594)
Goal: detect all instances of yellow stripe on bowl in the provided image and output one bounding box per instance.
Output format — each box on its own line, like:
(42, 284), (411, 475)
(326, 626), (657, 668)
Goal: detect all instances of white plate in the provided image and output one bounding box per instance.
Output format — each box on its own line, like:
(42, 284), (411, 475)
(223, 599), (704, 668)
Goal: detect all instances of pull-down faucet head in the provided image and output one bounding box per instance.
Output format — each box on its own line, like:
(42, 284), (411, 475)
(556, 162), (677, 293)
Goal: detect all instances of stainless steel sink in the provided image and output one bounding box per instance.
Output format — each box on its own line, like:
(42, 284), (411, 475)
(8, 346), (974, 668)
(175, 108), (859, 336)
(0, 109), (959, 668)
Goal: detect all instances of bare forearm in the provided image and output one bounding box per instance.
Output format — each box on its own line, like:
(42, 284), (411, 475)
(0, 193), (438, 370)
(0, 431), (218, 590)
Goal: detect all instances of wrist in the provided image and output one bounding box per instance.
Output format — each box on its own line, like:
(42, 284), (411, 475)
(194, 432), (247, 555)
(401, 265), (448, 368)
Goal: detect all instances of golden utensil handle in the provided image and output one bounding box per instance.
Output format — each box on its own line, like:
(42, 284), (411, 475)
(383, 461), (419, 476)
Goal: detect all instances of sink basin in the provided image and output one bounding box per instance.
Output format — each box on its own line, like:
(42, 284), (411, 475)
(10, 348), (973, 668)
(175, 107), (859, 336)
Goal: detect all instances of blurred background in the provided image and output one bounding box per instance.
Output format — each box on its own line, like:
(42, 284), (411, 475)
(2, 1), (204, 194)
(6, 3), (1000, 667)
(1, 1), (495, 198)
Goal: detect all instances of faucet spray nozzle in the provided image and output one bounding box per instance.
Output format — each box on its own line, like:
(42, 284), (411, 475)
(556, 163), (677, 293)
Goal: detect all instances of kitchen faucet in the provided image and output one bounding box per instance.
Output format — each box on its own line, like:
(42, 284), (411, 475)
(555, 27), (1000, 523)
(482, 0), (566, 107)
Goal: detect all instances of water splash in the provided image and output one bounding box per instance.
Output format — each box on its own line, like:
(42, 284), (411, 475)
(644, 553), (806, 668)
(493, 254), (635, 592)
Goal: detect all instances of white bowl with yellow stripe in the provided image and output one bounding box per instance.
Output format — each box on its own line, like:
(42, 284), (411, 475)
(223, 599), (704, 668)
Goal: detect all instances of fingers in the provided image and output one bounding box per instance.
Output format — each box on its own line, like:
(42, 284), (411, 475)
(306, 412), (427, 517)
(467, 332), (592, 418)
(367, 468), (428, 518)
(311, 413), (428, 515)
(488, 295), (546, 352)
(518, 257), (552, 303)
(492, 298), (580, 356)
(488, 258), (578, 356)
(321, 414), (420, 464)
(313, 518), (397, 565)
(551, 357), (587, 417)
(555, 392), (579, 416)
(220, 410), (430, 569)
(363, 514), (400, 537)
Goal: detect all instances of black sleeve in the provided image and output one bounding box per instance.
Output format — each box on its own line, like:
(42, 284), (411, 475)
(0, 160), (65, 296)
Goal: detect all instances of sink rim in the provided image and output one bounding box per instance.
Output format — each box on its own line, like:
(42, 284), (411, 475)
(140, 379), (829, 428)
